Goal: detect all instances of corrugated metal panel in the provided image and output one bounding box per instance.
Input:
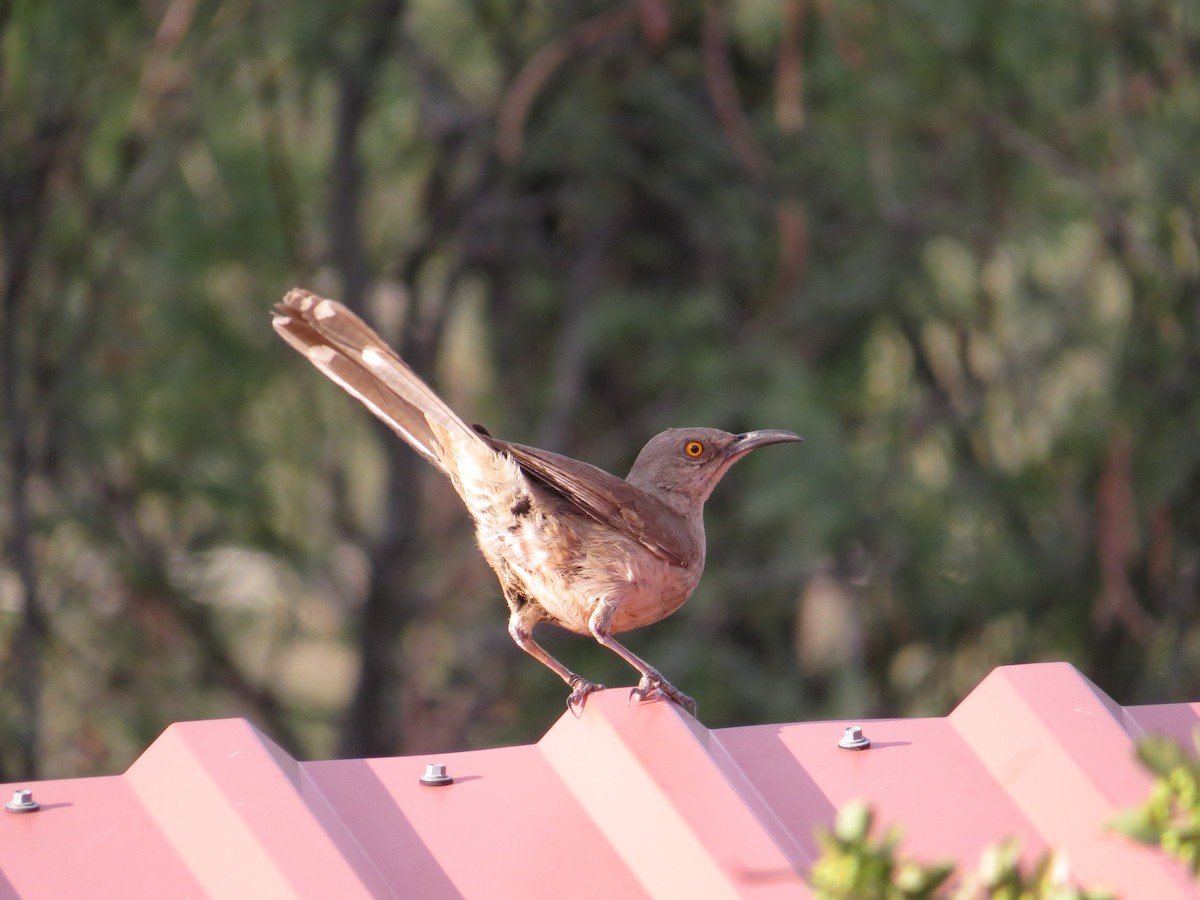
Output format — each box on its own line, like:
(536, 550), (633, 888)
(1, 663), (1195, 898)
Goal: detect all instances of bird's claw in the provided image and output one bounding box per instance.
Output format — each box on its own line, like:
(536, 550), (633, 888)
(629, 673), (698, 716)
(566, 677), (604, 718)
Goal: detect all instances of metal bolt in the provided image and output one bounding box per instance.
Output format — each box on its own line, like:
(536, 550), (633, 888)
(419, 763), (454, 786)
(5, 790), (40, 813)
(838, 725), (871, 751)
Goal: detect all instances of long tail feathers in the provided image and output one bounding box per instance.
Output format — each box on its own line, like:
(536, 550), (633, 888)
(272, 288), (484, 477)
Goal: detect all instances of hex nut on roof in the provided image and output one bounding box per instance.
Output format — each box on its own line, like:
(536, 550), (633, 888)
(6, 790), (40, 813)
(838, 726), (871, 750)
(420, 763), (454, 786)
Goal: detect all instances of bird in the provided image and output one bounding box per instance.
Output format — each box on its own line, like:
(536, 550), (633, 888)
(272, 287), (801, 715)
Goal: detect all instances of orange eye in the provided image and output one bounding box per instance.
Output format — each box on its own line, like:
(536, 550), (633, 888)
(685, 441), (704, 458)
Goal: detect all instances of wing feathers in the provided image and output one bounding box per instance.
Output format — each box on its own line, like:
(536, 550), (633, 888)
(485, 439), (696, 567)
(274, 288), (694, 567)
(273, 289), (482, 475)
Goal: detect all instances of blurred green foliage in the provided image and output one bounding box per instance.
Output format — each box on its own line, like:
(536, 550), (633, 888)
(810, 801), (954, 899)
(817, 729), (1200, 898)
(811, 801), (1115, 899)
(1111, 730), (1200, 874)
(1, 0), (1198, 775)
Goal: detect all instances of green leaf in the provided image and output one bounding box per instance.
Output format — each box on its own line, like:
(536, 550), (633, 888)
(1135, 736), (1190, 778)
(1107, 808), (1160, 845)
(834, 800), (875, 844)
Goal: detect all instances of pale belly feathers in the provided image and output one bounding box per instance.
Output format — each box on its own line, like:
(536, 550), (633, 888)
(478, 503), (703, 635)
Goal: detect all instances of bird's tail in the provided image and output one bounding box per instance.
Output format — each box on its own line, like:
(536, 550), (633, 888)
(272, 287), (488, 478)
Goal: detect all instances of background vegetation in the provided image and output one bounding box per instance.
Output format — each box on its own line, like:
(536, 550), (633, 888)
(2, 0), (1197, 778)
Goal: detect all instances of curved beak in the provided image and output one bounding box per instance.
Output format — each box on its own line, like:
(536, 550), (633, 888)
(728, 429), (804, 458)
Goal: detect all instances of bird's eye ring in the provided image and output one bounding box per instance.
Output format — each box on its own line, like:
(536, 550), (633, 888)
(685, 441), (704, 458)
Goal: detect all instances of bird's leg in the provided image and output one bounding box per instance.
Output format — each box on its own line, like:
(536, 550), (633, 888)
(508, 613), (603, 716)
(587, 600), (698, 716)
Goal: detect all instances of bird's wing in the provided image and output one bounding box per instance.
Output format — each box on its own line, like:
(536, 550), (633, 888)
(272, 288), (487, 477)
(275, 289), (695, 567)
(490, 439), (697, 568)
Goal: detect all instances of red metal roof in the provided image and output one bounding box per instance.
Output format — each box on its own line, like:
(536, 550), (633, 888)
(2, 662), (1196, 897)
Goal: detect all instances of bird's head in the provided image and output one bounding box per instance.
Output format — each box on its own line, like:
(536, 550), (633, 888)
(625, 427), (802, 512)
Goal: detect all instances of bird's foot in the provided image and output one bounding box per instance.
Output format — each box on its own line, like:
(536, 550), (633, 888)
(629, 672), (698, 717)
(566, 676), (605, 718)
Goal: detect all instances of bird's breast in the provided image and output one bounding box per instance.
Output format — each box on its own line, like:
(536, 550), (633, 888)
(475, 498), (703, 636)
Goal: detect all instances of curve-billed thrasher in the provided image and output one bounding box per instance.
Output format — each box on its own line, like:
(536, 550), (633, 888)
(273, 288), (800, 715)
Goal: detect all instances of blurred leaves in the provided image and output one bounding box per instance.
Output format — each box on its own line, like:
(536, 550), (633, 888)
(810, 801), (954, 899)
(1110, 730), (1200, 874)
(1, 0), (1199, 775)
(811, 801), (1115, 899)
